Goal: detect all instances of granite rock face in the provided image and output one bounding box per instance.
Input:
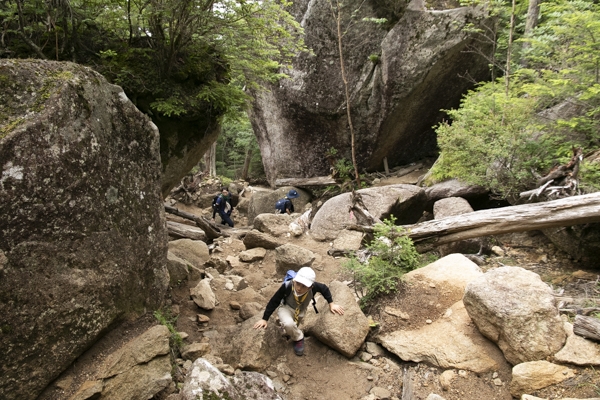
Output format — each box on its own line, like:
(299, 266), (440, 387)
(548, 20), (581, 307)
(249, 2), (492, 185)
(0, 59), (168, 399)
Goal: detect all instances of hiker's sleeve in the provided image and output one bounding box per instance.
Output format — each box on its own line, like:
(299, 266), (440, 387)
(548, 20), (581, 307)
(314, 282), (334, 303)
(262, 284), (286, 321)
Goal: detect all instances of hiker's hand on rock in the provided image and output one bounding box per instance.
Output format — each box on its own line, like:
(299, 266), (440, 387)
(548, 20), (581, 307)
(329, 303), (344, 315)
(253, 319), (268, 329)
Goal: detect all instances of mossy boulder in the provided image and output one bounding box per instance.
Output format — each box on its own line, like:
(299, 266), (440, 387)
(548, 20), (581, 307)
(0, 59), (169, 399)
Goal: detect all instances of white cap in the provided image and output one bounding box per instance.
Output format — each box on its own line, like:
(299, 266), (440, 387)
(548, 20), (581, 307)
(293, 267), (315, 287)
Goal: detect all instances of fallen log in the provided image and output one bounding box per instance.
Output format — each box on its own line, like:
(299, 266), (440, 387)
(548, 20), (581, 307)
(164, 204), (224, 240)
(167, 221), (206, 241)
(573, 314), (600, 342)
(403, 192), (600, 252)
(274, 176), (337, 187)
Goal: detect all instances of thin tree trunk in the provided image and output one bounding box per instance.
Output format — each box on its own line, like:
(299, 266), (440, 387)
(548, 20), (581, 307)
(204, 142), (217, 177)
(521, 0), (541, 66)
(332, 0), (361, 188)
(505, 0), (516, 96)
(15, 0), (47, 59)
(241, 148), (252, 180)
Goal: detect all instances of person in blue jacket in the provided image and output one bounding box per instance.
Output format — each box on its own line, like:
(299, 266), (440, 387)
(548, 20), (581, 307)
(253, 267), (344, 356)
(275, 189), (300, 214)
(212, 187), (234, 227)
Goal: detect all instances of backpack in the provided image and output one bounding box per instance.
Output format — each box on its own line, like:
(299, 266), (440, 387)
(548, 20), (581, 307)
(275, 198), (287, 213)
(211, 195), (220, 211)
(283, 270), (319, 314)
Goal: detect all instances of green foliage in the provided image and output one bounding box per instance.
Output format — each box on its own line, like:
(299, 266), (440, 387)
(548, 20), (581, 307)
(215, 112), (264, 179)
(1, 0), (307, 120)
(153, 309), (183, 351)
(343, 217), (420, 306)
(431, 0), (600, 200)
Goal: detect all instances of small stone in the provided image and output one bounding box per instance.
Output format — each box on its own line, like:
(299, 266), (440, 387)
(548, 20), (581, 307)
(493, 378), (502, 386)
(426, 319), (432, 324)
(229, 301), (241, 310)
(197, 314), (210, 323)
(429, 283), (436, 288)
(492, 372), (498, 379)
(491, 246), (505, 256)
(360, 352), (373, 362)
(266, 370), (278, 378)
(283, 375), (291, 382)
(458, 370), (467, 378)
(367, 375), (374, 381)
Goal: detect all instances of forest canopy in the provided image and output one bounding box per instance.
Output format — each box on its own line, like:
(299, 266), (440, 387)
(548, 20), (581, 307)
(0, 0), (305, 119)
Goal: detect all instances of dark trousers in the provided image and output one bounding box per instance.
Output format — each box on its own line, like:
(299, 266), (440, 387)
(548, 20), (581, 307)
(219, 210), (234, 227)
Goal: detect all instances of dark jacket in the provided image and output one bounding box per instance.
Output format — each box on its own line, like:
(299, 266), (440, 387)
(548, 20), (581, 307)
(261, 281), (333, 321)
(212, 194), (232, 218)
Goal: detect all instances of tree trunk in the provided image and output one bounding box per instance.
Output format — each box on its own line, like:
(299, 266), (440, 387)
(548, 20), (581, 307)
(405, 192), (600, 252)
(573, 315), (600, 342)
(167, 221), (206, 241)
(346, 193), (600, 252)
(164, 204), (224, 240)
(241, 148), (252, 180)
(204, 141), (217, 177)
(275, 176), (337, 187)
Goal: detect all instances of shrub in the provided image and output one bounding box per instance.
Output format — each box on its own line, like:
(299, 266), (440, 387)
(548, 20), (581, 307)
(343, 217), (420, 306)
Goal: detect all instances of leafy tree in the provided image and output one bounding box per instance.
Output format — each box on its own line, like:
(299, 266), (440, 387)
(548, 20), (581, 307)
(215, 112), (264, 180)
(431, 0), (600, 201)
(1, 0), (306, 120)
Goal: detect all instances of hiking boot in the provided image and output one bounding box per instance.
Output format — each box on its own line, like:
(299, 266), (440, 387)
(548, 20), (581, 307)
(293, 338), (304, 356)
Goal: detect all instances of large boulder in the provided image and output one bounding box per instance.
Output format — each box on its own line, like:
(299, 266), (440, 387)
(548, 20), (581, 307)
(168, 239), (210, 269)
(274, 243), (316, 275)
(379, 301), (505, 373)
(310, 184), (426, 240)
(304, 281), (370, 358)
(243, 230), (282, 250)
(509, 360), (575, 398)
(379, 255), (503, 373)
(463, 266), (567, 365)
(0, 60), (168, 399)
(96, 325), (172, 400)
(253, 213), (294, 237)
(249, 2), (492, 185)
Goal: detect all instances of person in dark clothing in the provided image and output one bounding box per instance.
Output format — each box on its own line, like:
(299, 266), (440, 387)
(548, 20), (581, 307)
(212, 188), (234, 227)
(253, 267), (344, 356)
(275, 189), (300, 214)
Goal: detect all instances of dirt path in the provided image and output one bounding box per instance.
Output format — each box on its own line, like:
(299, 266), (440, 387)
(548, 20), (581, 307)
(39, 198), (600, 400)
(170, 203), (600, 400)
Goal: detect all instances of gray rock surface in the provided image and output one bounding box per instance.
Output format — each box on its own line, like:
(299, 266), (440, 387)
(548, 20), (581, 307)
(509, 361), (575, 398)
(304, 281), (370, 358)
(243, 230), (282, 250)
(253, 213), (295, 237)
(463, 266), (567, 365)
(239, 247), (267, 262)
(249, 2), (492, 185)
(190, 279), (217, 310)
(274, 243), (316, 275)
(425, 179), (488, 205)
(168, 239), (210, 269)
(310, 184), (426, 240)
(433, 197), (480, 256)
(167, 252), (191, 285)
(0, 59), (168, 400)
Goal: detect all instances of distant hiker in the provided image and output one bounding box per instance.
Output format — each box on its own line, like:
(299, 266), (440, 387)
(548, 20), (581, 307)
(212, 187), (234, 227)
(253, 267), (345, 356)
(275, 189), (300, 215)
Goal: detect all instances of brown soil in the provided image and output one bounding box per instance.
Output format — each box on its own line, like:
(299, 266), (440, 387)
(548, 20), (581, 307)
(40, 197), (600, 400)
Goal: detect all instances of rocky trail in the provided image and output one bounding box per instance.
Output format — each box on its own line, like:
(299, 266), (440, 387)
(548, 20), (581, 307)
(40, 186), (600, 400)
